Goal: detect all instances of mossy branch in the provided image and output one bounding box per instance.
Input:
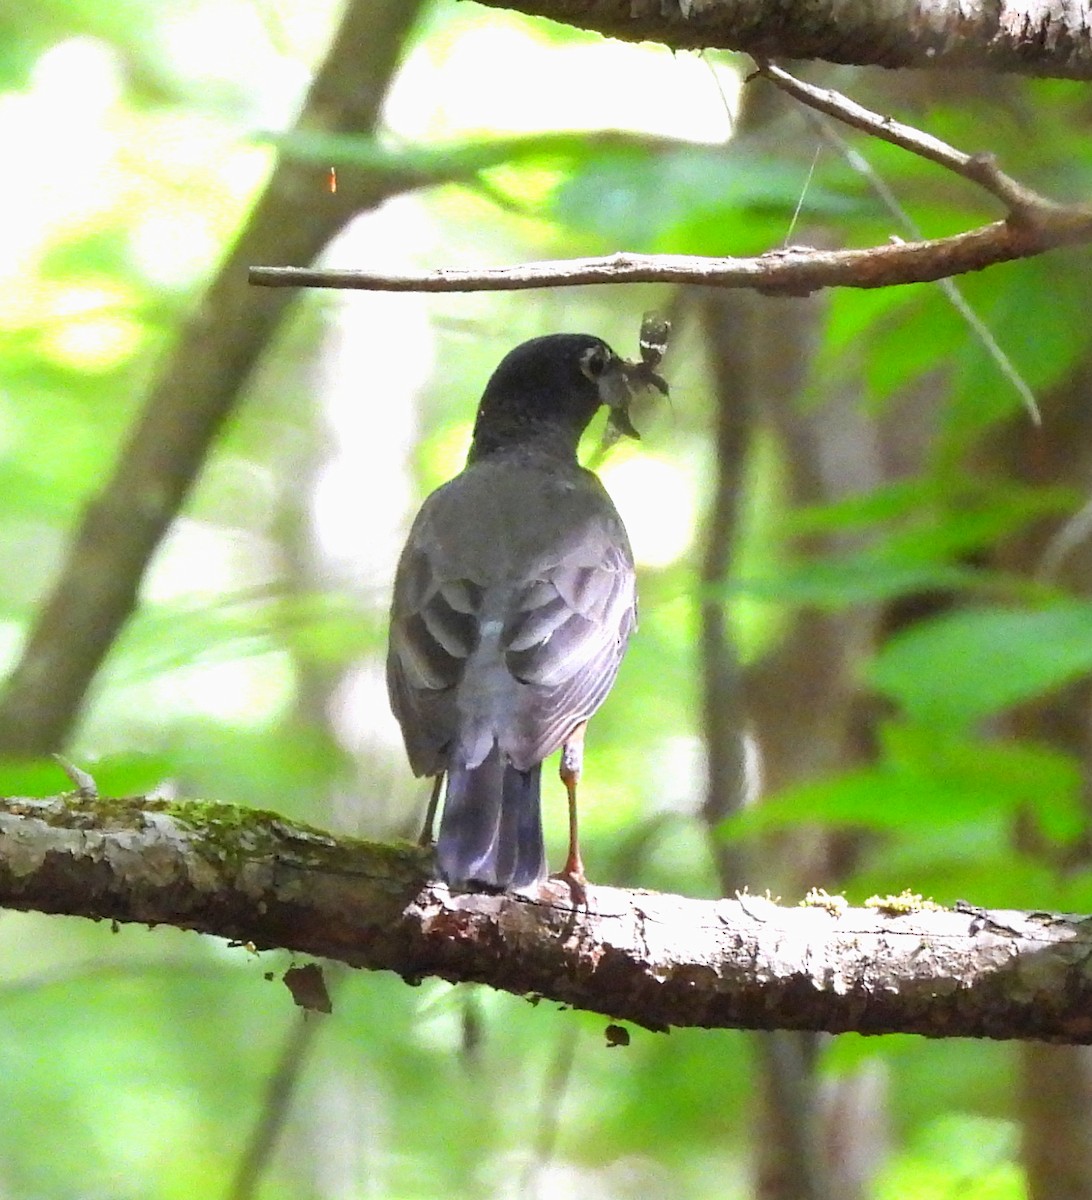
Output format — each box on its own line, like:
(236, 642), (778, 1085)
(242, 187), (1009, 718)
(3, 794), (1092, 1042)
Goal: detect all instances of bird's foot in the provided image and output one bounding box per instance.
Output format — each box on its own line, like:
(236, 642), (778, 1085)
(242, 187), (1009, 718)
(548, 856), (589, 910)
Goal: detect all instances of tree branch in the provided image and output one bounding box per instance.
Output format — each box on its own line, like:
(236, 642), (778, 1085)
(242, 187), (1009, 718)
(469, 0), (1092, 80)
(248, 211), (1092, 297)
(752, 60), (1058, 223)
(5, 794), (1092, 1043)
(250, 64), (1092, 300)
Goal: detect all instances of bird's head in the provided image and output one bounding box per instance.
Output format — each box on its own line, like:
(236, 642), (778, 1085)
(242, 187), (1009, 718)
(468, 333), (666, 462)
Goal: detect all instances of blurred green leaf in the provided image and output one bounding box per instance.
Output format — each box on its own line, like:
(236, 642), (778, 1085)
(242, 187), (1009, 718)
(0, 757), (73, 797)
(553, 142), (865, 248)
(945, 254), (1092, 441)
(266, 128), (706, 194)
(787, 477), (1075, 540)
(877, 1114), (1023, 1200)
(733, 555), (983, 607)
(0, 752), (174, 799)
(722, 720), (1084, 847)
(731, 475), (1074, 608)
(872, 601), (1092, 727)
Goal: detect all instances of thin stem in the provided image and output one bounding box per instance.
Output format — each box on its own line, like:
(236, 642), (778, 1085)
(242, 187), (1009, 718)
(751, 60), (1058, 221)
(227, 1009), (327, 1200)
(247, 204), (1092, 296)
(796, 106), (1042, 423)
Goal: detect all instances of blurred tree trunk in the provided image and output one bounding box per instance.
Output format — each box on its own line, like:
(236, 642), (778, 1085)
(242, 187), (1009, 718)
(1021, 1045), (1092, 1200)
(990, 358), (1092, 1200)
(694, 57), (1072, 1196)
(0, 0), (424, 755)
(695, 60), (897, 1196)
(698, 281), (883, 1200)
(251, 321), (351, 1200)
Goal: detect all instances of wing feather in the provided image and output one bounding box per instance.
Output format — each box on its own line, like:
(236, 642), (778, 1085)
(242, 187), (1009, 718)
(387, 457), (636, 776)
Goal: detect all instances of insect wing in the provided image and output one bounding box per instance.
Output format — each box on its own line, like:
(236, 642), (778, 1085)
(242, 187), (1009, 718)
(639, 311), (671, 369)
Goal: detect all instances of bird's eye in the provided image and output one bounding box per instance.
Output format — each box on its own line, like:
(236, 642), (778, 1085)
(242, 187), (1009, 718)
(580, 345), (610, 380)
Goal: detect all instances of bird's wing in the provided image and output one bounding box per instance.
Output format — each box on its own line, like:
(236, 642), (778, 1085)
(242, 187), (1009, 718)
(387, 459), (636, 775)
(500, 538), (636, 767)
(387, 543), (481, 776)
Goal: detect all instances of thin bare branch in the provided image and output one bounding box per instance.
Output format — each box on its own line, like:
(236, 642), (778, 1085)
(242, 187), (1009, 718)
(5, 793), (1092, 1043)
(250, 61), (1092, 303)
(249, 204), (1092, 296)
(751, 61), (1054, 221)
(771, 69), (1042, 422)
(227, 1010), (327, 1200)
(519, 1024), (580, 1198)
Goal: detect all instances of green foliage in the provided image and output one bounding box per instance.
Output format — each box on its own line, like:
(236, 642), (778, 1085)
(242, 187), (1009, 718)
(724, 719), (1083, 849)
(733, 474), (1073, 609)
(3, 1), (1092, 1197)
(873, 601), (1092, 727)
(552, 139), (866, 253)
(0, 751), (172, 798)
(877, 1114), (1024, 1200)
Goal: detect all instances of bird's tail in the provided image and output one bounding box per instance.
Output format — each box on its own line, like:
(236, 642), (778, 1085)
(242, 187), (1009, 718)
(437, 745), (545, 892)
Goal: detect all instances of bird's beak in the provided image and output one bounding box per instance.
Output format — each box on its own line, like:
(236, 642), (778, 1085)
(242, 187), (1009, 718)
(597, 355), (669, 441)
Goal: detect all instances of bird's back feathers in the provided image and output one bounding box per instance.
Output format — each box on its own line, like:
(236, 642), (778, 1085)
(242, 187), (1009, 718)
(387, 451), (635, 777)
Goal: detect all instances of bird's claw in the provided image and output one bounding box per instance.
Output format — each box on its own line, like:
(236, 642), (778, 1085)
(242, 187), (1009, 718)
(548, 863), (589, 911)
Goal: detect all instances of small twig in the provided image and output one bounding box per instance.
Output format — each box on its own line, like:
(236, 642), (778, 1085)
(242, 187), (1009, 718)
(1037, 493), (1092, 582)
(751, 60), (1057, 222)
(792, 103), (1041, 423)
(52, 754), (99, 799)
(250, 63), (1091, 300)
(518, 1024), (580, 1199)
(250, 61), (1089, 303)
(227, 1009), (327, 1200)
(783, 142), (823, 249)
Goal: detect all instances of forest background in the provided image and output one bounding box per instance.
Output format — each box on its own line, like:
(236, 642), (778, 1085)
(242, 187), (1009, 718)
(2, 1), (1092, 1198)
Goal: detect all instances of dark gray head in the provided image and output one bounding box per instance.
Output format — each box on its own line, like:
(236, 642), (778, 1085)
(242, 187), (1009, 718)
(468, 333), (636, 462)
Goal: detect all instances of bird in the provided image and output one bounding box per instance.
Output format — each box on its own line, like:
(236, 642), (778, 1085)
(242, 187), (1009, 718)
(386, 332), (656, 894)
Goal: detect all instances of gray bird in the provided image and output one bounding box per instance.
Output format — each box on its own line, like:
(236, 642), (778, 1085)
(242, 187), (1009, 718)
(387, 333), (654, 893)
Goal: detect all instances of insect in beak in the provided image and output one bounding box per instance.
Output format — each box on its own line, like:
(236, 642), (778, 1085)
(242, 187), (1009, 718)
(603, 312), (672, 441)
(635, 311), (671, 394)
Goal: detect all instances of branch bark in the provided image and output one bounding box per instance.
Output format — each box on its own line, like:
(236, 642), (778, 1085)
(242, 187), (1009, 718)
(246, 211), (1092, 296)
(470, 0), (1092, 80)
(5, 793), (1092, 1043)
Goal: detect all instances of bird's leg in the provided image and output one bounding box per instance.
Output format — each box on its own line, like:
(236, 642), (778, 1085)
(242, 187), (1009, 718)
(418, 774), (444, 846)
(555, 724), (588, 900)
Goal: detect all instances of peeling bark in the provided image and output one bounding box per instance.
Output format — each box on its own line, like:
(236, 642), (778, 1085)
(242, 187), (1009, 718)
(471, 0), (1092, 80)
(4, 795), (1092, 1041)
